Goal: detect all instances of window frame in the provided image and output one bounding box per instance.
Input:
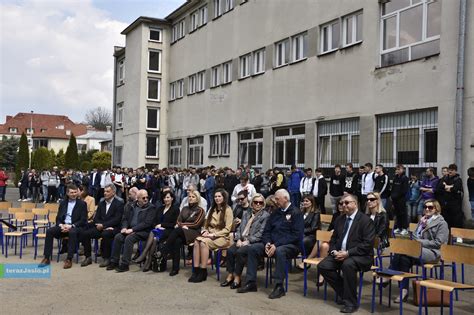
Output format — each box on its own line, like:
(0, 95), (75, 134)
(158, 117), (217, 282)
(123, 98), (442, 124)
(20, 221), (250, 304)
(145, 135), (159, 158)
(176, 79), (184, 98)
(147, 78), (161, 101)
(274, 39), (290, 68)
(342, 11), (363, 47)
(148, 50), (161, 73)
(188, 74), (196, 95)
(117, 59), (125, 85)
(211, 66), (220, 88)
(273, 126), (306, 169)
(238, 131), (263, 168)
(169, 139), (182, 167)
(252, 48), (265, 75)
(196, 71), (206, 92)
(146, 107), (160, 131)
(291, 32), (307, 63)
(170, 82), (176, 101)
(239, 53), (251, 79)
(320, 20), (340, 54)
(149, 28), (162, 43)
(116, 103), (123, 129)
(222, 61), (232, 84)
(188, 137), (204, 168)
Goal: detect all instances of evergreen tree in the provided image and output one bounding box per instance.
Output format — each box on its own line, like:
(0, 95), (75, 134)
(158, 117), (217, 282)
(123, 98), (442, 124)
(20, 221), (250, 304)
(15, 132), (30, 184)
(56, 149), (65, 169)
(65, 134), (79, 169)
(91, 151), (111, 170)
(0, 135), (19, 170)
(31, 147), (52, 171)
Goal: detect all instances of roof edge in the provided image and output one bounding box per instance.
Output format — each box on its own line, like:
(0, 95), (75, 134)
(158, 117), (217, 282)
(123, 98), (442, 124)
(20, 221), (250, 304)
(121, 16), (169, 35)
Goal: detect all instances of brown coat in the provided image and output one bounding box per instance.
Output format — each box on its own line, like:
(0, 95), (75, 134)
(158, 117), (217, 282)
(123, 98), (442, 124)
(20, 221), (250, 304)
(178, 204), (205, 244)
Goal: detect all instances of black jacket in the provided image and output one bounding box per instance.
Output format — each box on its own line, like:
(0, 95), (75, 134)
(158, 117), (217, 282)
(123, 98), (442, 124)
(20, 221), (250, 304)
(56, 198), (88, 228)
(371, 211), (389, 248)
(262, 204), (304, 247)
(154, 205), (180, 229)
(344, 172), (359, 195)
(93, 197), (124, 229)
(303, 212), (321, 237)
(330, 174), (345, 197)
(374, 174), (390, 198)
(391, 174), (409, 200)
(121, 201), (156, 233)
(311, 177), (328, 198)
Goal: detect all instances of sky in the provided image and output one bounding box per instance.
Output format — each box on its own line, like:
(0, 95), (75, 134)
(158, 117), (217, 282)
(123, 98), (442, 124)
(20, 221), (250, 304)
(0, 0), (185, 123)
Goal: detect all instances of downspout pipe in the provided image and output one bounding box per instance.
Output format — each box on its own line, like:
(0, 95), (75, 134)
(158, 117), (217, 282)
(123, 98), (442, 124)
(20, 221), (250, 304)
(454, 0), (467, 169)
(112, 53), (117, 166)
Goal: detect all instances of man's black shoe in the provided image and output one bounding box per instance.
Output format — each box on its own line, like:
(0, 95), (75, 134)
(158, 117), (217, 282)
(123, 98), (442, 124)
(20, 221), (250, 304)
(99, 259), (110, 268)
(268, 285), (286, 299)
(340, 306), (358, 313)
(80, 256), (92, 267)
(106, 262), (118, 271)
(237, 282), (257, 293)
(115, 264), (129, 272)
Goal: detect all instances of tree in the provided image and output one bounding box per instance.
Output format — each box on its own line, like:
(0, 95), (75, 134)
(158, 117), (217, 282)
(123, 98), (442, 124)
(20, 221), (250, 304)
(79, 149), (98, 167)
(91, 151), (111, 170)
(0, 135), (19, 170)
(56, 149), (65, 169)
(49, 149), (56, 166)
(15, 132), (29, 184)
(31, 147), (52, 171)
(65, 134), (79, 169)
(84, 106), (112, 131)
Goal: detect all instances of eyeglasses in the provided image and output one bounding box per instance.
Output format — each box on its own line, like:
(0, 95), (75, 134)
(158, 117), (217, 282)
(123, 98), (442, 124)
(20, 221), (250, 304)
(238, 197), (246, 201)
(367, 198), (377, 202)
(340, 200), (355, 206)
(142, 197), (149, 200)
(253, 201), (264, 205)
(424, 205), (435, 210)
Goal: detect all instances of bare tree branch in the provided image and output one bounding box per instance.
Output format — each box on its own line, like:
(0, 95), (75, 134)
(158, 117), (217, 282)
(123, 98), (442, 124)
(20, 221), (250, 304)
(84, 106), (112, 130)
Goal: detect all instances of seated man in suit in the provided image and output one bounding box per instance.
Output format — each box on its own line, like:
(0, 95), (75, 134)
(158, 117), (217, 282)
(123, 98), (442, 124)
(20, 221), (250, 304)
(237, 189), (304, 299)
(107, 189), (156, 272)
(38, 184), (88, 269)
(80, 184), (124, 267)
(318, 194), (375, 313)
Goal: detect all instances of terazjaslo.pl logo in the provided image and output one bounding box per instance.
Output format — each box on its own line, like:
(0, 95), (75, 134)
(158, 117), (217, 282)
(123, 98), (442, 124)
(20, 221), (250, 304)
(0, 263), (51, 279)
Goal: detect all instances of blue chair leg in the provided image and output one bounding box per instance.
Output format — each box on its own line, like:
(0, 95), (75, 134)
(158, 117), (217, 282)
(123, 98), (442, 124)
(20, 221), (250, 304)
(285, 261), (289, 292)
(5, 236), (9, 258)
(14, 235), (18, 255)
(358, 272), (363, 306)
(216, 250), (221, 281)
(449, 291), (453, 315)
(303, 264), (308, 296)
(440, 286), (444, 315)
(398, 281), (404, 315)
(388, 281), (392, 308)
(418, 285), (423, 315)
(19, 235), (23, 259)
(371, 276), (376, 313)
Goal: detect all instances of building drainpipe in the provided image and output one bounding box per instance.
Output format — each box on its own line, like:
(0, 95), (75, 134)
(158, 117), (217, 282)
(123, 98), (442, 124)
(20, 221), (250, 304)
(112, 53), (117, 166)
(454, 0), (467, 169)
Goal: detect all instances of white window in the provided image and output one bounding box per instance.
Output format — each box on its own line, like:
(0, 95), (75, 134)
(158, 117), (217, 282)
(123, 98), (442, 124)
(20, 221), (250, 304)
(117, 59), (125, 85)
(147, 78), (161, 101)
(199, 5), (208, 25)
(274, 39), (289, 67)
(190, 10), (199, 32)
(116, 103), (123, 128)
(377, 109), (438, 168)
(224, 0), (234, 12)
(343, 12), (363, 47)
(146, 108), (160, 130)
(274, 126), (305, 168)
(214, 0), (222, 18)
(188, 137), (204, 167)
(197, 71), (205, 92)
(114, 146), (122, 166)
(188, 74), (196, 95)
(320, 20), (340, 53)
(222, 61), (232, 84)
(177, 79), (184, 98)
(210, 133), (230, 157)
(211, 66), (220, 87)
(210, 135), (220, 156)
(146, 135), (159, 158)
(149, 28), (162, 42)
(239, 54), (251, 79)
(253, 48), (265, 74)
(239, 131), (263, 168)
(220, 133), (230, 156)
(170, 82), (176, 100)
(169, 139), (182, 167)
(9, 127), (18, 133)
(291, 32), (307, 62)
(318, 119), (360, 168)
(148, 50), (161, 72)
(172, 19), (186, 42)
(380, 0), (441, 67)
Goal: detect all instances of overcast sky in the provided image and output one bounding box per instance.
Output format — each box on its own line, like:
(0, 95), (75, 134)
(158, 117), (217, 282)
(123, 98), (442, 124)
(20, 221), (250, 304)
(0, 0), (185, 123)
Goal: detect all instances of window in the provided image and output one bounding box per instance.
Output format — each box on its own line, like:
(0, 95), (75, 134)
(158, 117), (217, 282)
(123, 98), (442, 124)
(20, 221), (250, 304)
(239, 131), (263, 168)
(377, 109), (438, 167)
(197, 71), (205, 92)
(220, 133), (230, 156)
(9, 127), (17, 133)
(169, 140), (182, 167)
(253, 48), (265, 74)
(170, 82), (176, 100)
(149, 28), (162, 42)
(199, 5), (208, 25)
(214, 0), (222, 18)
(33, 139), (48, 150)
(177, 79), (184, 98)
(147, 78), (161, 101)
(188, 74), (196, 95)
(224, 0), (234, 13)
(318, 119), (360, 168)
(274, 39), (289, 67)
(146, 108), (159, 130)
(211, 66), (220, 87)
(116, 103), (123, 128)
(210, 133), (230, 157)
(239, 54), (251, 79)
(320, 20), (340, 53)
(291, 32), (307, 62)
(114, 146), (122, 166)
(26, 128), (34, 134)
(148, 50), (161, 72)
(380, 0), (441, 67)
(117, 59), (125, 85)
(190, 10), (199, 32)
(210, 135), (219, 156)
(274, 126), (305, 168)
(172, 19), (186, 42)
(188, 137), (204, 167)
(146, 136), (159, 158)
(222, 61), (232, 84)
(343, 12), (363, 47)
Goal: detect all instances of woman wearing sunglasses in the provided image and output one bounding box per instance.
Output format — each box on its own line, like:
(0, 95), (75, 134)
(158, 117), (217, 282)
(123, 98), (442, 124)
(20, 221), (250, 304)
(388, 199), (449, 303)
(221, 194), (270, 289)
(365, 192), (389, 250)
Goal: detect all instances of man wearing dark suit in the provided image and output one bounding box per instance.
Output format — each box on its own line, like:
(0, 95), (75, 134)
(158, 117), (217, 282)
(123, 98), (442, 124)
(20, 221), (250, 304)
(237, 189), (304, 299)
(38, 184), (88, 269)
(318, 193), (375, 313)
(89, 168), (102, 204)
(107, 189), (156, 272)
(80, 184), (124, 267)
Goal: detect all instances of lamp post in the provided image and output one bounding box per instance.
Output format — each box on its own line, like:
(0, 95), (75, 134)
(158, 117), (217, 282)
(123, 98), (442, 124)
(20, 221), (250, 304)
(29, 110), (33, 169)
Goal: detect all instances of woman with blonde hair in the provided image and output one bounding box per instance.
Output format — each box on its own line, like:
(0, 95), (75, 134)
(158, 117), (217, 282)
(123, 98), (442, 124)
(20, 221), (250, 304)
(189, 189), (233, 283)
(365, 192), (389, 250)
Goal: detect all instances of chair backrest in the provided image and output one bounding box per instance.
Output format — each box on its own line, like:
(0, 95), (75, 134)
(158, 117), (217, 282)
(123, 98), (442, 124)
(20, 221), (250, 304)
(44, 203), (59, 211)
(15, 212), (35, 221)
(389, 238), (422, 258)
(0, 201), (12, 210)
(32, 208), (49, 216)
(450, 227), (474, 241)
(440, 244), (474, 266)
(389, 220), (395, 230)
(320, 214), (332, 224)
(316, 230), (333, 243)
(8, 207), (25, 215)
(20, 202), (37, 210)
(49, 213), (57, 224)
(408, 223), (418, 233)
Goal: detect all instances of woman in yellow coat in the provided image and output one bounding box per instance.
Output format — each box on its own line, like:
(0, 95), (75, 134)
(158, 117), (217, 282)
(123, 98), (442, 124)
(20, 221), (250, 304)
(189, 188), (233, 283)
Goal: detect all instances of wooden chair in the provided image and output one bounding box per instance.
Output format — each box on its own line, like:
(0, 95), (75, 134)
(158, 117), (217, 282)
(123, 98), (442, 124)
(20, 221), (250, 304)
(388, 220), (395, 237)
(44, 203), (59, 212)
(450, 228), (474, 284)
(0, 201), (12, 210)
(20, 202), (36, 210)
(418, 244), (474, 315)
(303, 230), (333, 296)
(320, 214), (332, 229)
(4, 212), (35, 258)
(371, 238), (424, 315)
(34, 213), (57, 260)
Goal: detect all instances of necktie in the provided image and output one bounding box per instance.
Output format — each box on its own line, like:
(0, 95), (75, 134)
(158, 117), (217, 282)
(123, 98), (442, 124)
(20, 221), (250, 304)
(342, 216), (352, 238)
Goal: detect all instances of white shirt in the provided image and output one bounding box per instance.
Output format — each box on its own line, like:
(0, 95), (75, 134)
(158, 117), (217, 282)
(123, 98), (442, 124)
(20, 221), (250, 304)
(312, 175), (323, 197)
(105, 198), (113, 214)
(300, 176), (313, 195)
(341, 210), (358, 251)
(362, 172), (375, 195)
(231, 183), (257, 203)
(65, 200), (76, 225)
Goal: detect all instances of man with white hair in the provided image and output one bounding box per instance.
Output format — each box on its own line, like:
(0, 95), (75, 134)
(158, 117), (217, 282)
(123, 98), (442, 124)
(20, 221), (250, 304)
(237, 189), (303, 299)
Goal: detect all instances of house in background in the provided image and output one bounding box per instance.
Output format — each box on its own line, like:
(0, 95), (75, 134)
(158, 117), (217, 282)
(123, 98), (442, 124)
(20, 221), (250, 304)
(76, 126), (113, 153)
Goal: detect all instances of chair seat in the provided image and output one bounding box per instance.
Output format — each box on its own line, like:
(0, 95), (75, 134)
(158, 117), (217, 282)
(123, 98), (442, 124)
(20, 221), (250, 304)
(423, 262), (442, 269)
(35, 220), (49, 224)
(22, 224), (49, 230)
(372, 271), (420, 281)
(4, 231), (28, 237)
(303, 257), (323, 265)
(419, 279), (474, 292)
(36, 233), (46, 238)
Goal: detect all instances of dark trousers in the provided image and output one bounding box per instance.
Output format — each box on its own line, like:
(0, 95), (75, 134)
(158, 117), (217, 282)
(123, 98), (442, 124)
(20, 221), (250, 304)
(246, 243), (299, 285)
(0, 186), (6, 201)
(110, 231), (148, 266)
(290, 192), (301, 209)
(80, 226), (118, 258)
(393, 198), (408, 229)
(303, 235), (316, 257)
(318, 255), (368, 307)
(43, 225), (82, 260)
(162, 228), (186, 271)
(316, 196), (326, 214)
(227, 244), (251, 276)
(389, 254), (419, 288)
(443, 203), (464, 228)
(47, 186), (58, 203)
